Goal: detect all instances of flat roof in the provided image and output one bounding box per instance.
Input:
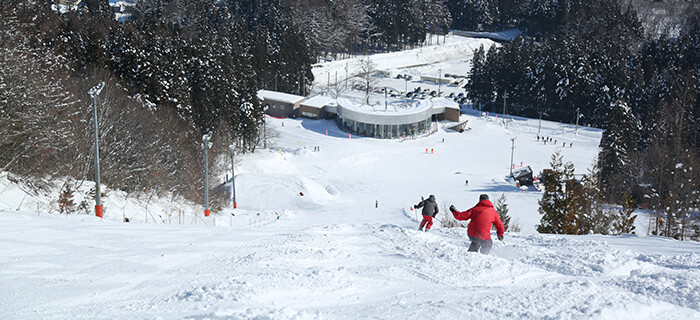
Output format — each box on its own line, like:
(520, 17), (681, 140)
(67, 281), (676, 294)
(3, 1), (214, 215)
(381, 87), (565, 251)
(301, 95), (335, 108)
(257, 90), (305, 105)
(332, 97), (459, 125)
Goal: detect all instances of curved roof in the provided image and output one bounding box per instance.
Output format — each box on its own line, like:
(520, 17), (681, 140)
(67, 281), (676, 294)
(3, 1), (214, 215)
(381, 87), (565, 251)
(335, 97), (458, 125)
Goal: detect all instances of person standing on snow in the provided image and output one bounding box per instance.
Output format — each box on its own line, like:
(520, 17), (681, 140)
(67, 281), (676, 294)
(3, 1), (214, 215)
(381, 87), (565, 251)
(415, 195), (439, 231)
(449, 194), (504, 254)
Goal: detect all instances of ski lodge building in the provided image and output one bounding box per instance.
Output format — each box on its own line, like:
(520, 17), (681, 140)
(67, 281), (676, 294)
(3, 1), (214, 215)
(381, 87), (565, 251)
(258, 90), (305, 118)
(258, 90), (461, 139)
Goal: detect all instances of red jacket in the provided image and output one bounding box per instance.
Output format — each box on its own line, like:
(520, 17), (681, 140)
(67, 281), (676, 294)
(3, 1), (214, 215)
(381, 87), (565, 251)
(452, 199), (505, 241)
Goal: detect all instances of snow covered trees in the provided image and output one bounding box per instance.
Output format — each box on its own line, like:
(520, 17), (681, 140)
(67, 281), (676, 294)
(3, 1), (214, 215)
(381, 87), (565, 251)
(598, 94), (639, 204)
(495, 193), (512, 232)
(613, 190), (637, 235)
(537, 151), (584, 234)
(1, 1), (306, 208)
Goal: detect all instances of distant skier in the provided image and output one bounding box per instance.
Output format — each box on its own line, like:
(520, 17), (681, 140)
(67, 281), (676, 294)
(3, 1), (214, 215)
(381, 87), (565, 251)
(465, 179), (469, 186)
(415, 195), (439, 231)
(449, 194), (504, 254)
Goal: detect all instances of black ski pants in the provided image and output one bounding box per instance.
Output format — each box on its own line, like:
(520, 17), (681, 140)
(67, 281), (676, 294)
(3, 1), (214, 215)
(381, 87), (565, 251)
(468, 235), (493, 254)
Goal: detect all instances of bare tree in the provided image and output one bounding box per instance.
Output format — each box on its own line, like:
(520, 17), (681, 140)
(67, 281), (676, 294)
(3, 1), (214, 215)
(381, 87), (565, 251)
(356, 57), (379, 104)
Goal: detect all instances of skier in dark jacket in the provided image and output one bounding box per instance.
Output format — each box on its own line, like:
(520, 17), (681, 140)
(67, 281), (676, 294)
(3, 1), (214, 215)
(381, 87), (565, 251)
(450, 194), (504, 254)
(415, 195), (439, 231)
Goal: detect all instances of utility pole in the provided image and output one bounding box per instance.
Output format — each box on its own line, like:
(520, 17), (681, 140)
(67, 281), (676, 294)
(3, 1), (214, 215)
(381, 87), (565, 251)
(229, 145), (237, 209)
(385, 86), (388, 111)
(202, 133), (212, 217)
(502, 91), (509, 128)
(88, 82), (105, 218)
(510, 137), (516, 177)
(575, 108), (580, 132)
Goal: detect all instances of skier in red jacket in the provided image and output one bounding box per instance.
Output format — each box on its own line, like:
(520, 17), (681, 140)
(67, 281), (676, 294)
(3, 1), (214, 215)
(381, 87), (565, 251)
(450, 194), (505, 254)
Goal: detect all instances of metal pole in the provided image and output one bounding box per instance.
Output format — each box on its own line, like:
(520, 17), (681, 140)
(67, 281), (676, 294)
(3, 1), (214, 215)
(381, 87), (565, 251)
(502, 91), (508, 127)
(510, 137), (516, 177)
(88, 82), (104, 218)
(575, 108), (580, 132)
(203, 133), (211, 217)
(538, 108), (542, 134)
(229, 145), (237, 209)
(438, 68), (442, 97)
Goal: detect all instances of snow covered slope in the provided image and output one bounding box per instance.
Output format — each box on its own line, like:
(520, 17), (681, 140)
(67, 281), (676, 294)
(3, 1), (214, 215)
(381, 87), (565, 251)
(2, 109), (699, 319)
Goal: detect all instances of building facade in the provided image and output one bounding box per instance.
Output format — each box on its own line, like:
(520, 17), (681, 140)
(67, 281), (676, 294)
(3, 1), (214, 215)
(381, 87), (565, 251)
(258, 90), (305, 118)
(259, 90), (461, 139)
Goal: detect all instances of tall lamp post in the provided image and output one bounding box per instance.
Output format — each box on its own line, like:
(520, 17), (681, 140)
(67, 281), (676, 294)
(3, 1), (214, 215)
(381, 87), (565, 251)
(229, 145), (237, 209)
(203, 133), (212, 217)
(438, 68), (443, 97)
(88, 82), (105, 218)
(509, 137), (516, 177)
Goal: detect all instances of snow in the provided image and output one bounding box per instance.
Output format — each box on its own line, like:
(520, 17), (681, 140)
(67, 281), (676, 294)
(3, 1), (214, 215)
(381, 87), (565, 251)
(2, 37), (699, 319)
(300, 95), (335, 108)
(311, 33), (497, 90)
(258, 90), (305, 105)
(2, 111), (698, 319)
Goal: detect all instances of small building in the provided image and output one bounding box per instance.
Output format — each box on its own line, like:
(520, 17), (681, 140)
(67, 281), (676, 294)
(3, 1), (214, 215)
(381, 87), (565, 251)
(258, 90), (305, 118)
(420, 75), (452, 85)
(512, 166), (534, 186)
(299, 95), (335, 119)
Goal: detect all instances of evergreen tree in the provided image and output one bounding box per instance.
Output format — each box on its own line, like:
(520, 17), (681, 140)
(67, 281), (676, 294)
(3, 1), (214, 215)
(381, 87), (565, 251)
(578, 160), (614, 235)
(538, 151), (584, 234)
(466, 44), (494, 109)
(495, 193), (511, 232)
(58, 181), (76, 214)
(598, 90), (639, 204)
(613, 189), (637, 235)
(537, 151), (567, 234)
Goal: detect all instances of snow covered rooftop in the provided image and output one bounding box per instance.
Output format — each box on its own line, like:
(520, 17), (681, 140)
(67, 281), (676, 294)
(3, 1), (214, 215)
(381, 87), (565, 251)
(300, 95), (335, 108)
(331, 96), (460, 125)
(257, 90), (305, 105)
(336, 97), (458, 116)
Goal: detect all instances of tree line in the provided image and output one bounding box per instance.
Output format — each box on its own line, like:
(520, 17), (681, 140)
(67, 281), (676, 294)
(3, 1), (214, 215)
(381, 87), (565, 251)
(463, 0), (700, 240)
(1, 0), (314, 209)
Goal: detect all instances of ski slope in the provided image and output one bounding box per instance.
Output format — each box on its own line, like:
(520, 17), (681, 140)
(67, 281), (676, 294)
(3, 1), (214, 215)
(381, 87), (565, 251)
(1, 110), (699, 319)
